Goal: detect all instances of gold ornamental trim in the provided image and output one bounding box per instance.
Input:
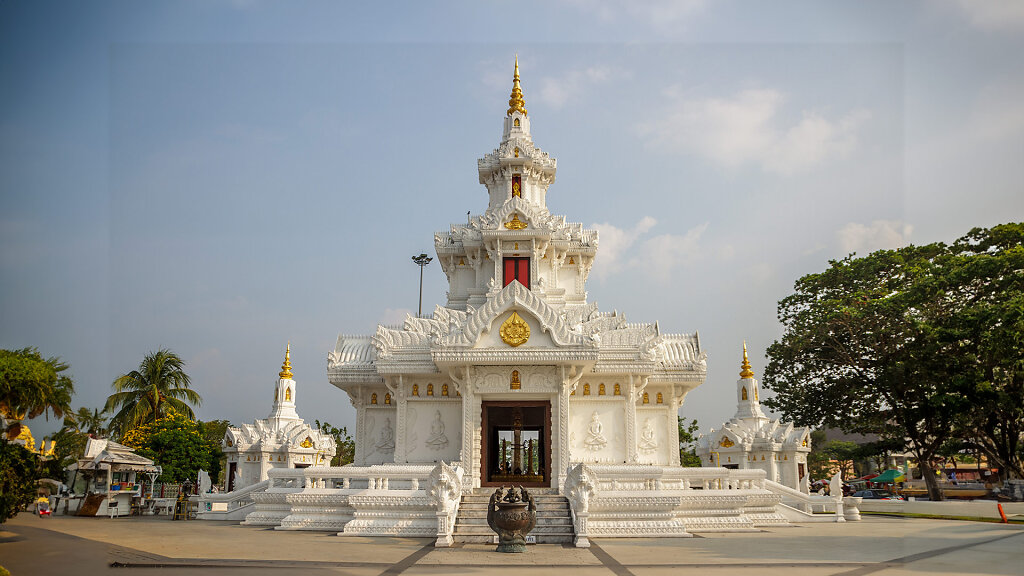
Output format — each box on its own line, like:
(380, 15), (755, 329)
(740, 341), (754, 379)
(719, 437), (735, 448)
(500, 311), (530, 347)
(504, 213), (528, 230)
(279, 342), (293, 379)
(507, 56), (528, 116)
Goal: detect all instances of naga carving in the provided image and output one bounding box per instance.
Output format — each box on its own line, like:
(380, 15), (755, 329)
(564, 462), (598, 548)
(425, 461), (464, 547)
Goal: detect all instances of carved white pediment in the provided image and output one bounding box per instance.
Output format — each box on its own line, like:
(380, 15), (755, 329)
(372, 326), (432, 359)
(435, 281), (594, 349)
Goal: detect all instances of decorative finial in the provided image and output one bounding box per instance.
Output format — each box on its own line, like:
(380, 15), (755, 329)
(279, 342), (293, 380)
(740, 341), (755, 379)
(507, 55), (528, 117)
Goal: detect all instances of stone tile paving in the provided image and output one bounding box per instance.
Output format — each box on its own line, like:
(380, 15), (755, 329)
(2, 513), (1022, 576)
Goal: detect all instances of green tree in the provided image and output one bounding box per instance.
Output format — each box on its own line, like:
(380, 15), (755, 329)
(200, 419), (231, 484)
(51, 406), (111, 466)
(858, 437), (906, 475)
(763, 242), (960, 500)
(314, 420), (354, 466)
(68, 406), (109, 438)
(678, 417), (702, 467)
(821, 440), (861, 477)
(0, 439), (39, 523)
(805, 430), (832, 480)
(940, 224), (1024, 480)
(0, 348), (74, 440)
(121, 412), (218, 483)
(105, 349), (201, 438)
(763, 223), (1024, 498)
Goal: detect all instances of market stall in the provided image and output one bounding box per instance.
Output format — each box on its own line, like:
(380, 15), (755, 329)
(74, 438), (161, 517)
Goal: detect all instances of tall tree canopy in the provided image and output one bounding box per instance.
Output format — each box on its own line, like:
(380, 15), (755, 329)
(106, 348), (201, 438)
(940, 224), (1024, 481)
(52, 407), (109, 466)
(121, 412), (220, 483)
(0, 347), (74, 440)
(763, 223), (1023, 500)
(678, 417), (702, 467)
(0, 438), (39, 523)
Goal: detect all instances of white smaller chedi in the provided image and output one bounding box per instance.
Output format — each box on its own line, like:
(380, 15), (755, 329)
(696, 343), (811, 492)
(221, 344), (336, 491)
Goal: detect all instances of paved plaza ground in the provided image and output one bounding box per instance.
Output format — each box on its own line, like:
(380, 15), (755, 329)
(1, 513), (1022, 576)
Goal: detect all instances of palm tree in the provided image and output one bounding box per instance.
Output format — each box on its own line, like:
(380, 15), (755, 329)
(105, 349), (201, 437)
(53, 406), (109, 462)
(0, 347), (74, 440)
(65, 407), (108, 438)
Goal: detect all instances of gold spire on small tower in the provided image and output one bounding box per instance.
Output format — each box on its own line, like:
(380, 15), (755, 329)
(279, 343), (293, 380)
(507, 55), (528, 117)
(740, 341), (755, 379)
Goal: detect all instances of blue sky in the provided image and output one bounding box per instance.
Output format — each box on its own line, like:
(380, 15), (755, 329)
(2, 1), (1023, 442)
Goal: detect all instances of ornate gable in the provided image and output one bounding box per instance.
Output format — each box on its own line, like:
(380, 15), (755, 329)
(435, 281), (593, 349)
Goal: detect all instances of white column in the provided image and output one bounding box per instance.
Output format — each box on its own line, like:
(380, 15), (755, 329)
(669, 398), (682, 466)
(354, 400), (367, 466)
(557, 387), (570, 490)
(394, 378), (408, 464)
(626, 376), (638, 464)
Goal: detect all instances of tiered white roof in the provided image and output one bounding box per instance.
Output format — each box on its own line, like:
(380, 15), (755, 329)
(698, 344), (810, 455)
(225, 345), (336, 458)
(330, 59), (705, 389)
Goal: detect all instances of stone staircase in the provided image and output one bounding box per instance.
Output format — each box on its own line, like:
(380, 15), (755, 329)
(453, 490), (574, 544)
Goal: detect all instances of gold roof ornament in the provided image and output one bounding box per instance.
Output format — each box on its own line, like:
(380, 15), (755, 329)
(740, 341), (755, 379)
(279, 342), (293, 380)
(500, 311), (531, 347)
(504, 213), (528, 230)
(507, 55), (528, 117)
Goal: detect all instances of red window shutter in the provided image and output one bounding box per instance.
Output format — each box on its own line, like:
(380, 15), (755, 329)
(502, 257), (531, 288)
(517, 258), (530, 289)
(504, 258), (516, 287)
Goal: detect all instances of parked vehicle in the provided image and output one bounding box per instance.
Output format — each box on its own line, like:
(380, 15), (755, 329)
(853, 489), (904, 500)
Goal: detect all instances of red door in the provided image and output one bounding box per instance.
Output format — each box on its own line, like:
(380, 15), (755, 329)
(503, 257), (530, 288)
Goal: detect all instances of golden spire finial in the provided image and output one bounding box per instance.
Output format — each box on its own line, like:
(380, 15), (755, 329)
(507, 55), (528, 117)
(740, 341), (755, 379)
(279, 342), (293, 380)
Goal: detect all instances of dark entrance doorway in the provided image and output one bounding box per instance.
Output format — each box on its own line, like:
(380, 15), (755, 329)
(481, 401), (551, 487)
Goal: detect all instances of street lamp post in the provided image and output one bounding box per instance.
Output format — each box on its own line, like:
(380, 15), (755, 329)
(411, 253), (433, 318)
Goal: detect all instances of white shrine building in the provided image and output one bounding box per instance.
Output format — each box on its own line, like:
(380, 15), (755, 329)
(329, 58), (705, 490)
(696, 343), (811, 491)
(222, 345), (337, 491)
(203, 60), (860, 541)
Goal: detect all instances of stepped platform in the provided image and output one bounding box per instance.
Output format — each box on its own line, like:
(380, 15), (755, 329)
(453, 490), (574, 544)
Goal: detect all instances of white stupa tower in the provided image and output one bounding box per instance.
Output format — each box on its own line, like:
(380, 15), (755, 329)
(697, 343), (811, 490)
(222, 344), (335, 491)
(734, 342), (767, 421)
(268, 343), (300, 422)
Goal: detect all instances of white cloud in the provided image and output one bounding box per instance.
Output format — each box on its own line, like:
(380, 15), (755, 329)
(636, 223), (709, 282)
(952, 0), (1024, 31)
(538, 66), (614, 109)
(591, 216), (656, 278)
(639, 87), (870, 175)
(591, 217), (707, 282)
(836, 220), (913, 255)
